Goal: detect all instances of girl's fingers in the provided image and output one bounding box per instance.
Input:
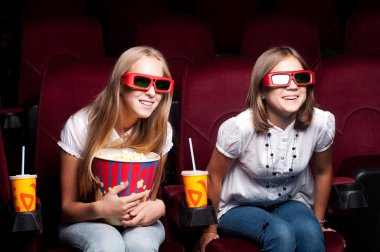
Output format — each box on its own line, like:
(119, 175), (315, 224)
(123, 190), (150, 203)
(108, 182), (129, 195)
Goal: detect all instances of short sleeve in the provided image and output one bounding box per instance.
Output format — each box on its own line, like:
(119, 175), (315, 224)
(216, 117), (244, 159)
(314, 111), (335, 152)
(57, 109), (89, 159)
(162, 122), (173, 155)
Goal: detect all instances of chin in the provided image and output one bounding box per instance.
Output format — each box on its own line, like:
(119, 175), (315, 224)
(139, 110), (156, 118)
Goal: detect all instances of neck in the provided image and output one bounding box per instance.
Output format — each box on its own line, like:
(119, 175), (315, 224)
(117, 103), (139, 135)
(116, 115), (137, 136)
(268, 112), (296, 130)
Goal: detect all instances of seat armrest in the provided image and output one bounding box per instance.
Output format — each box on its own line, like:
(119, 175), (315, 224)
(328, 176), (367, 216)
(163, 185), (209, 232)
(0, 107), (24, 129)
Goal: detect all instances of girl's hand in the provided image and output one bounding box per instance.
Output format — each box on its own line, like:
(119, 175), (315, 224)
(97, 183), (149, 220)
(121, 199), (165, 227)
(322, 226), (336, 232)
(199, 232), (219, 252)
(322, 227), (346, 248)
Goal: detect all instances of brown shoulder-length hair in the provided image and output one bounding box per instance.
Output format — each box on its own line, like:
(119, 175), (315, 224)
(246, 46), (316, 134)
(78, 46), (173, 200)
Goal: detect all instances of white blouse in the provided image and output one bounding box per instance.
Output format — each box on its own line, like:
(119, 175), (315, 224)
(58, 108), (173, 159)
(216, 108), (335, 219)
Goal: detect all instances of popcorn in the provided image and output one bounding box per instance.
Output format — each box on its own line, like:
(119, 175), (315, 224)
(95, 149), (150, 162)
(137, 179), (144, 189)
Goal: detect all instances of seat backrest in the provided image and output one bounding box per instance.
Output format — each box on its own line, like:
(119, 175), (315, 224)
(0, 127), (10, 235)
(0, 127), (9, 207)
(136, 15), (214, 101)
(34, 58), (115, 249)
(19, 16), (105, 108)
(272, 0), (342, 51)
(21, 0), (86, 20)
(315, 54), (380, 177)
(344, 9), (380, 55)
(241, 14), (321, 69)
(195, 0), (259, 54)
(106, 0), (173, 57)
(177, 57), (253, 182)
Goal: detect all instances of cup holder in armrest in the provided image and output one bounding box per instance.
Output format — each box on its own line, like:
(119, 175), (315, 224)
(329, 183), (368, 209)
(11, 206), (43, 232)
(179, 199), (217, 227)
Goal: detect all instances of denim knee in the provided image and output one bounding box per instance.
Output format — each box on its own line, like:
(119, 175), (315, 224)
(86, 236), (126, 252)
(123, 221), (165, 252)
(125, 238), (159, 252)
(263, 220), (296, 252)
(294, 220), (325, 252)
(59, 221), (126, 252)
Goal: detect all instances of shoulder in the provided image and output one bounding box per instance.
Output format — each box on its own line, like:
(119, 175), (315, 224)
(166, 121), (172, 132)
(71, 107), (90, 123)
(164, 121), (173, 138)
(65, 108), (90, 128)
(218, 109), (255, 142)
(216, 109), (255, 158)
(221, 109), (253, 132)
(311, 107), (335, 128)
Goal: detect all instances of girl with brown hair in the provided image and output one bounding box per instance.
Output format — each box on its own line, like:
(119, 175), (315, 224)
(201, 46), (335, 252)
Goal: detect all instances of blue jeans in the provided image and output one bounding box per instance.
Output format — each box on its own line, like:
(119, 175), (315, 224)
(59, 220), (165, 252)
(218, 200), (325, 252)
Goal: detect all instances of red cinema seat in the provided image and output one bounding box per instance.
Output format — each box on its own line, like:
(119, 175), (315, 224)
(35, 58), (184, 252)
(241, 14), (321, 69)
(163, 56), (345, 252)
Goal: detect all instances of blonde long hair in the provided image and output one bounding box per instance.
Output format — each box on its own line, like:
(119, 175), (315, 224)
(78, 46), (173, 200)
(246, 46), (316, 134)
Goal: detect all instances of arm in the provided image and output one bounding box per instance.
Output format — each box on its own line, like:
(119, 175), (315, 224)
(60, 150), (149, 223)
(122, 153), (168, 227)
(200, 148), (234, 252)
(312, 147), (333, 230)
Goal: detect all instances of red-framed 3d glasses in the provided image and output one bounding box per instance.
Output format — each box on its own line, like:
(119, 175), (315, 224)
(121, 73), (174, 93)
(262, 70), (315, 87)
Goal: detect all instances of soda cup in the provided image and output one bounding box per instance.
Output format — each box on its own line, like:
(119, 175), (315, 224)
(9, 174), (37, 212)
(181, 170), (208, 208)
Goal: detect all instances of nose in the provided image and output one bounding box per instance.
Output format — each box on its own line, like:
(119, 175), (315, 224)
(145, 84), (156, 96)
(287, 76), (298, 89)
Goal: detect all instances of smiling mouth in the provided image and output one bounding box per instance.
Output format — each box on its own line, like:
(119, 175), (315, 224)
(283, 96), (298, 100)
(140, 100), (154, 106)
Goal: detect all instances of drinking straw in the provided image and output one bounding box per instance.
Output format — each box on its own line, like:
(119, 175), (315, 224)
(188, 138), (197, 172)
(21, 145), (25, 175)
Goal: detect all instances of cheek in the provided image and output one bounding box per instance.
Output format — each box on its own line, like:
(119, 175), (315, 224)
(265, 90), (281, 103)
(300, 88), (308, 100)
(155, 94), (163, 103)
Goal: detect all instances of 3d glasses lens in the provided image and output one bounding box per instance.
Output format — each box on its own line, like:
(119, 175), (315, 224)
(295, 73), (311, 84)
(155, 80), (171, 91)
(272, 74), (290, 85)
(134, 76), (151, 88)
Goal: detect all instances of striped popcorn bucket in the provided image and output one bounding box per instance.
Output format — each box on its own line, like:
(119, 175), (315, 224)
(92, 148), (160, 225)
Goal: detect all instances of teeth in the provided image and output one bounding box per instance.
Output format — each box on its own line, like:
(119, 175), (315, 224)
(284, 96), (297, 100)
(140, 100), (153, 106)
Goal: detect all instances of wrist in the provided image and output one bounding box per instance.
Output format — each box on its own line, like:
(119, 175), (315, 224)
(203, 224), (217, 234)
(154, 199), (166, 216)
(92, 200), (103, 219)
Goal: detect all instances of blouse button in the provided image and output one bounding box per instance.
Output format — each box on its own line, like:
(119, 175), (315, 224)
(281, 156), (285, 160)
(282, 138), (286, 142)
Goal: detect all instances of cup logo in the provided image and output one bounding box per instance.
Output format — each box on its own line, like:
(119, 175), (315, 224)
(13, 181), (36, 212)
(184, 176), (207, 208)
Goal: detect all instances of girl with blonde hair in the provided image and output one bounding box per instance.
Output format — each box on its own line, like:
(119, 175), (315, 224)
(58, 46), (174, 251)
